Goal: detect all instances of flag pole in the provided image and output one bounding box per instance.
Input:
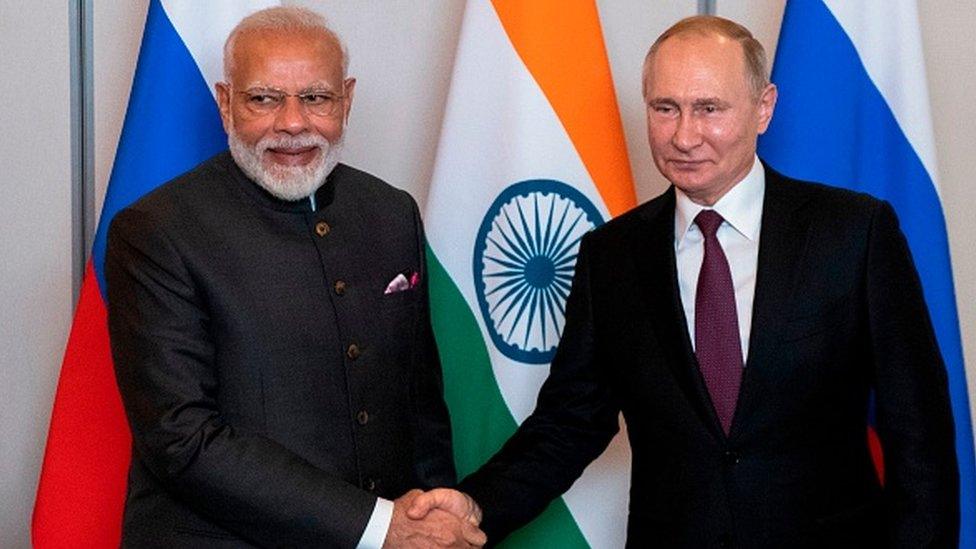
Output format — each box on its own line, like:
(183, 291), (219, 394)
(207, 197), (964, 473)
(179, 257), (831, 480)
(68, 0), (94, 309)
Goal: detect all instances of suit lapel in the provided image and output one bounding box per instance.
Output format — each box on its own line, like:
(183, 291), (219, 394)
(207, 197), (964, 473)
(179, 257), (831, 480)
(633, 189), (725, 436)
(728, 166), (814, 441)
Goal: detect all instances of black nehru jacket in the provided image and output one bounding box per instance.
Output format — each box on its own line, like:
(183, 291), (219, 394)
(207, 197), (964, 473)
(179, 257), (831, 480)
(107, 152), (454, 548)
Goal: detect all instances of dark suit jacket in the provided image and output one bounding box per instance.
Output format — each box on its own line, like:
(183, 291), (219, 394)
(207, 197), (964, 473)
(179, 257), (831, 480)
(460, 165), (958, 548)
(106, 152), (455, 548)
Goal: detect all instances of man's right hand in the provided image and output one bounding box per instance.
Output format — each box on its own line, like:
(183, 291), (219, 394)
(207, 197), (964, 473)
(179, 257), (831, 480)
(406, 488), (482, 527)
(383, 489), (486, 548)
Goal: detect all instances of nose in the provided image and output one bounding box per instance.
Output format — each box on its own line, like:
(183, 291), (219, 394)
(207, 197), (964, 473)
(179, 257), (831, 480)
(671, 111), (702, 152)
(273, 95), (310, 135)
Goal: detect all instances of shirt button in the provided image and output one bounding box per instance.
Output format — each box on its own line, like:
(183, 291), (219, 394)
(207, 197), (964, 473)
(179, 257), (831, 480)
(314, 221), (330, 237)
(357, 410), (369, 425)
(346, 343), (360, 360)
(334, 280), (347, 295)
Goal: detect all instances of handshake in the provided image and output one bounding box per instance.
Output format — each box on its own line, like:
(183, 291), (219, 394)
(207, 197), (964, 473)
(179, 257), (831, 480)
(383, 488), (486, 548)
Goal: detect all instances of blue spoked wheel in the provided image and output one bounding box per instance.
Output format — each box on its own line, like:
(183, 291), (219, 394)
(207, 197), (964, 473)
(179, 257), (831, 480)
(473, 180), (604, 364)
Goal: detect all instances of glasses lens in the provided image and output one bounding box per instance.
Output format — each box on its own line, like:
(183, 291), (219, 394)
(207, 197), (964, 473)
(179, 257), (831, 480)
(302, 92), (340, 117)
(243, 91), (284, 114)
(239, 89), (342, 117)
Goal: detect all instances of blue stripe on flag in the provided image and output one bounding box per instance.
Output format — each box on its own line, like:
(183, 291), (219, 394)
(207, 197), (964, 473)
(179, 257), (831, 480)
(92, 0), (227, 293)
(759, 1), (974, 544)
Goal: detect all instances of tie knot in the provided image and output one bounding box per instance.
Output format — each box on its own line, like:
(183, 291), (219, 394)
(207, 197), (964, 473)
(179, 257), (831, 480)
(694, 209), (724, 238)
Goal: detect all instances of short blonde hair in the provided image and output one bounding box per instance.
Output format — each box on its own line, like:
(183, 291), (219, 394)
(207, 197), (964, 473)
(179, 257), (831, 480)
(223, 6), (349, 81)
(642, 15), (768, 98)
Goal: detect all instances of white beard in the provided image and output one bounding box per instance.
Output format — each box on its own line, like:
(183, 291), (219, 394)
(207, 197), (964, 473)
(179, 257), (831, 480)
(228, 129), (344, 202)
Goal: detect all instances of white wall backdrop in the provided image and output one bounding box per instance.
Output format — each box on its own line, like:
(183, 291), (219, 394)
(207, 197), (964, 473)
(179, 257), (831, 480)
(1, 1), (973, 547)
(0, 2), (74, 547)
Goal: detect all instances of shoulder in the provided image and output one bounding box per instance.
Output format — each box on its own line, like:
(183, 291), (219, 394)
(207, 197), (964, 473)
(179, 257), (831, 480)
(764, 163), (887, 219)
(583, 188), (674, 248)
(329, 163), (421, 238)
(112, 152), (237, 230)
(331, 163), (417, 212)
(762, 164), (904, 255)
(761, 164), (900, 243)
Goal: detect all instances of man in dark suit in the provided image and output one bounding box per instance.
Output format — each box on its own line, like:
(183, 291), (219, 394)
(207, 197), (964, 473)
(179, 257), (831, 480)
(106, 6), (484, 548)
(410, 15), (959, 548)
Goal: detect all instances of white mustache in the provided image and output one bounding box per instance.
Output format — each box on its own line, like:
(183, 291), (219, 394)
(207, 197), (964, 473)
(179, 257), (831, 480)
(258, 134), (329, 153)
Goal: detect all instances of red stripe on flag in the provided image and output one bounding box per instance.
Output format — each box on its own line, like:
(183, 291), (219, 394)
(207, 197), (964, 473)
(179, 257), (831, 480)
(868, 425), (885, 485)
(32, 261), (131, 548)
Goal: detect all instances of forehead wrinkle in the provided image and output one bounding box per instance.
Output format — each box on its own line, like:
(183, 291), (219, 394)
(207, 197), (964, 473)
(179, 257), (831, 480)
(648, 97), (678, 105)
(229, 30), (343, 86)
(648, 57), (752, 105)
(242, 80), (338, 92)
(692, 97), (729, 106)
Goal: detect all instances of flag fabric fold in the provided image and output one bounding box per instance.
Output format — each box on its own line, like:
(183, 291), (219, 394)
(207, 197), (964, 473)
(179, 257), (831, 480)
(758, 1), (975, 545)
(32, 2), (275, 546)
(425, 1), (637, 546)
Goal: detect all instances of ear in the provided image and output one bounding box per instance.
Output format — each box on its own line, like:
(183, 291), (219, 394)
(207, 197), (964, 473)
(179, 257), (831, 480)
(215, 81), (233, 133)
(756, 83), (778, 134)
(341, 77), (356, 123)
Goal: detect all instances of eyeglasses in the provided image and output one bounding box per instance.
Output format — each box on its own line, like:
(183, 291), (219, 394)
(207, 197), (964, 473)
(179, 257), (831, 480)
(233, 87), (348, 118)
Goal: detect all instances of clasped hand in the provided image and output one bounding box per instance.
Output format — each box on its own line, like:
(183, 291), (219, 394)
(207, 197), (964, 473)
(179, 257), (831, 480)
(383, 488), (485, 548)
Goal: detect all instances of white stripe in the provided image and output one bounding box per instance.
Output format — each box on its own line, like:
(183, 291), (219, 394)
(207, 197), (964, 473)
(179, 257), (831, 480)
(823, 0), (941, 192)
(425, 2), (627, 547)
(426, 0), (611, 423)
(160, 0), (280, 96)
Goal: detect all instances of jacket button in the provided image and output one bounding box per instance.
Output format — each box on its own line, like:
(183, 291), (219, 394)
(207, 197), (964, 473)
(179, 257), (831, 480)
(314, 221), (330, 237)
(347, 343), (360, 360)
(334, 280), (346, 295)
(365, 478), (376, 491)
(723, 450), (740, 466)
(719, 533), (733, 548)
(357, 410), (369, 425)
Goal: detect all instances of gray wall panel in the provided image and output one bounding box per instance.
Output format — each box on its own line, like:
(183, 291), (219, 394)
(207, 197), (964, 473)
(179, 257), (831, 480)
(0, 2), (74, 547)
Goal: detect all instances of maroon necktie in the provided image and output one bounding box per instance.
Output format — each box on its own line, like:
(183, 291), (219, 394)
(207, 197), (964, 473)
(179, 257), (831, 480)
(694, 210), (743, 434)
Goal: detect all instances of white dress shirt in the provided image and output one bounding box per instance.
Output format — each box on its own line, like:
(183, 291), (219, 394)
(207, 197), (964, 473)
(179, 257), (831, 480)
(674, 157), (765, 364)
(357, 497), (394, 548)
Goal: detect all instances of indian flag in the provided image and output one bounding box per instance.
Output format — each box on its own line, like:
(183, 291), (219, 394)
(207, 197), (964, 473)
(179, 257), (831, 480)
(425, 1), (637, 546)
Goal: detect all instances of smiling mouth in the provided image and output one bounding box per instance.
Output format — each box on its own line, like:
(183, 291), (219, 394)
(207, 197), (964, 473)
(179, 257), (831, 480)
(265, 146), (319, 166)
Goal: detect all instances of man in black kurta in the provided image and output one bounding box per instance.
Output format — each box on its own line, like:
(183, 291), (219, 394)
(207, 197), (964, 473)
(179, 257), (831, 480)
(106, 7), (475, 548)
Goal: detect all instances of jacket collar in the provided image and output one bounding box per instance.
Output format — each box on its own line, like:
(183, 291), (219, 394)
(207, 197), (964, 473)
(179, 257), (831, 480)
(219, 151), (340, 214)
(632, 161), (816, 441)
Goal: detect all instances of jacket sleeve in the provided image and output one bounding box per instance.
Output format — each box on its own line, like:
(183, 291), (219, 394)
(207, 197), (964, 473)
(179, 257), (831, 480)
(866, 201), (959, 548)
(458, 234), (621, 542)
(407, 195), (457, 488)
(106, 206), (376, 548)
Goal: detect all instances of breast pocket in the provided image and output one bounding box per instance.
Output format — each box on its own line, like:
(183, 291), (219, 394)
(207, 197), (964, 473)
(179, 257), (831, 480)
(381, 285), (419, 308)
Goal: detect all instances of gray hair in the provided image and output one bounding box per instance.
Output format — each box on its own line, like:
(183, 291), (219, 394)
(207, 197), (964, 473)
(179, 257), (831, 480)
(642, 15), (769, 99)
(223, 6), (349, 81)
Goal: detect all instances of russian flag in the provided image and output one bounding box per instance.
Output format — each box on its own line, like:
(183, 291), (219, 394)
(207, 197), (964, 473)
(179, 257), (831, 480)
(32, 2), (273, 545)
(758, 0), (975, 545)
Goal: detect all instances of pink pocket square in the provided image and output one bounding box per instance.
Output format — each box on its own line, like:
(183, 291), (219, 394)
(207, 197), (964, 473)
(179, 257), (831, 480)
(384, 271), (420, 294)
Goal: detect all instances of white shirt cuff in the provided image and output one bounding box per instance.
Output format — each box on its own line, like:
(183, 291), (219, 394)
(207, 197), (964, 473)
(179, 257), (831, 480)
(355, 497), (394, 549)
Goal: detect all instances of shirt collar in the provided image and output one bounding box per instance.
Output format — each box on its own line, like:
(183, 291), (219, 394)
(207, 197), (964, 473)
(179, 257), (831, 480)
(674, 155), (765, 245)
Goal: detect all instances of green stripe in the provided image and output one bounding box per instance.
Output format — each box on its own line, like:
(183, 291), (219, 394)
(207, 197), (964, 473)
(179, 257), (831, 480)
(427, 246), (589, 548)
